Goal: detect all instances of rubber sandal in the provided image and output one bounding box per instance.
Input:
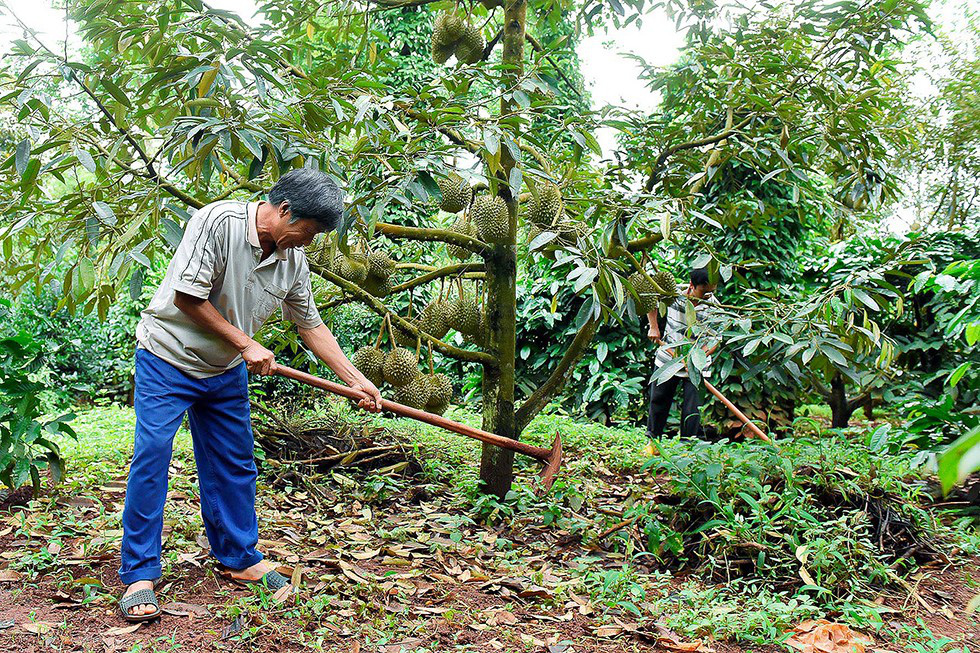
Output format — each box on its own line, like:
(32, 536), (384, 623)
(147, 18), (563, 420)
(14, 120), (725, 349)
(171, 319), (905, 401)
(118, 586), (161, 622)
(220, 568), (290, 591)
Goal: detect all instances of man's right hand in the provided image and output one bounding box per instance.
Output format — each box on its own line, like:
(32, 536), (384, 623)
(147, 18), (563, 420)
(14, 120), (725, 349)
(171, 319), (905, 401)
(241, 340), (276, 375)
(647, 329), (662, 344)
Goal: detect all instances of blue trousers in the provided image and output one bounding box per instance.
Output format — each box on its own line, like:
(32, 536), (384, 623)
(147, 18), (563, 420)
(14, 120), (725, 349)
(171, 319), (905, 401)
(119, 348), (263, 585)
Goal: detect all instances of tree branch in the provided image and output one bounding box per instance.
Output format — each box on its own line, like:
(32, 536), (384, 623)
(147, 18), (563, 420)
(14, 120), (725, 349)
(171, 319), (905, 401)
(514, 317), (599, 432)
(524, 32), (583, 99)
(391, 262), (485, 294)
(643, 115), (753, 192)
(310, 262), (495, 365)
(374, 221), (488, 253)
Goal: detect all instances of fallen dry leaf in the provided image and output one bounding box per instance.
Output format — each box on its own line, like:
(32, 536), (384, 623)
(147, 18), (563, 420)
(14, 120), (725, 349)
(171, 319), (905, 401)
(0, 569), (23, 582)
(785, 620), (873, 653)
(21, 620), (59, 634)
(160, 602), (210, 617)
(104, 624), (141, 636)
(595, 624), (623, 637)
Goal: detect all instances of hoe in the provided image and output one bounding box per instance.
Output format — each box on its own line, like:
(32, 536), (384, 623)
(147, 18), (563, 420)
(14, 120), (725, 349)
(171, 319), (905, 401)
(272, 364), (564, 490)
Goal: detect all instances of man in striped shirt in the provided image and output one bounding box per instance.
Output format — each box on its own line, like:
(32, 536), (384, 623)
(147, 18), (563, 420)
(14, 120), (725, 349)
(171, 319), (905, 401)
(645, 268), (719, 443)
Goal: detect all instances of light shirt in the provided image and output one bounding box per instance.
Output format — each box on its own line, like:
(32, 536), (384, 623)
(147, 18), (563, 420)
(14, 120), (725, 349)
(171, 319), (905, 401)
(136, 200), (323, 378)
(654, 293), (719, 378)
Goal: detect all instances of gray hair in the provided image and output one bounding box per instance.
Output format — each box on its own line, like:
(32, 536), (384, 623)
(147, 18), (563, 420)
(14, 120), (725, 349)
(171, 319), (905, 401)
(268, 168), (344, 232)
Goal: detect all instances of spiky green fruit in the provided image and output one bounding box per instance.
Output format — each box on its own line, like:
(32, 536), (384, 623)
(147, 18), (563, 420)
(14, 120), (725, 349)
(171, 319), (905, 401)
(527, 182), (563, 227)
(383, 347), (419, 387)
(454, 25), (485, 65)
(394, 376), (431, 409)
(363, 273), (393, 297)
(332, 254), (368, 283)
(352, 346), (385, 386)
(432, 40), (456, 64)
(432, 12), (465, 47)
(438, 173), (472, 213)
(424, 373), (453, 414)
(629, 272), (659, 314)
(447, 217), (476, 260)
(368, 251), (395, 280)
(652, 269), (678, 297)
(471, 195), (509, 244)
(419, 301), (450, 339)
(447, 292), (480, 335)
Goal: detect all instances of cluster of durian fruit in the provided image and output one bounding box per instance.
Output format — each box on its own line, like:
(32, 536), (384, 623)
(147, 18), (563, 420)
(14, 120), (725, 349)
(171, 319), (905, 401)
(351, 321), (454, 414)
(390, 281), (488, 350)
(436, 172), (582, 257)
(309, 242), (397, 298)
(629, 268), (679, 313)
(430, 12), (486, 65)
(438, 173), (510, 254)
(523, 181), (583, 248)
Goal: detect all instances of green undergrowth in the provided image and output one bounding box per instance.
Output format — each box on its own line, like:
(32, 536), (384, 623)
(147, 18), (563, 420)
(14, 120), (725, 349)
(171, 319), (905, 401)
(46, 404), (980, 648)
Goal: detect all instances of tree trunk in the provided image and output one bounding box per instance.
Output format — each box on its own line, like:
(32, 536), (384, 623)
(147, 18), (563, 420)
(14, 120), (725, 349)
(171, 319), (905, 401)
(478, 0), (525, 498)
(828, 372), (854, 429)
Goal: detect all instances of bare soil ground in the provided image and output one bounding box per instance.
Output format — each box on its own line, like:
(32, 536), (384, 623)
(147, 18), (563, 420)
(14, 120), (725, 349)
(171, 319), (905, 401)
(1, 469), (978, 653)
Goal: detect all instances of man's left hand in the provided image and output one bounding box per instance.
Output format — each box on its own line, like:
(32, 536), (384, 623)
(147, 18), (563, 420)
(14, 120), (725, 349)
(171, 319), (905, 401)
(351, 377), (383, 412)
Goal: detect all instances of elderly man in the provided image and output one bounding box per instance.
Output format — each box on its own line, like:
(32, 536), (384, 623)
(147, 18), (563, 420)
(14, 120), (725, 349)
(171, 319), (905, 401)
(118, 168), (382, 621)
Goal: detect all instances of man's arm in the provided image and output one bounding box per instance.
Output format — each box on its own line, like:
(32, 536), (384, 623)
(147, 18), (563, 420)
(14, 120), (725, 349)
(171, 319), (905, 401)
(298, 323), (382, 412)
(173, 291), (276, 374)
(646, 308), (662, 343)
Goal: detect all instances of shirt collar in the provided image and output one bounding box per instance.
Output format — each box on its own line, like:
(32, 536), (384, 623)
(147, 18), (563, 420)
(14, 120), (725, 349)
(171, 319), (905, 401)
(246, 201), (261, 248)
(247, 201), (287, 261)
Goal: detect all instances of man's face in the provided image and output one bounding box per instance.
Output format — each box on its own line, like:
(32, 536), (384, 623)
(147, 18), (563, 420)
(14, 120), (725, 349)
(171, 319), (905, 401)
(690, 283), (717, 299)
(273, 203), (323, 249)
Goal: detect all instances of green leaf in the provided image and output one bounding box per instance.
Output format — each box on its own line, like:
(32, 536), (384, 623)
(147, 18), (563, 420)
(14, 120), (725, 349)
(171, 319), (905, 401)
(851, 288), (879, 311)
(938, 426), (980, 495)
(92, 201), (117, 225)
(690, 347), (707, 371)
(15, 138), (30, 176)
(484, 129), (499, 156)
(948, 362), (971, 388)
(75, 148), (97, 173)
(100, 77), (132, 108)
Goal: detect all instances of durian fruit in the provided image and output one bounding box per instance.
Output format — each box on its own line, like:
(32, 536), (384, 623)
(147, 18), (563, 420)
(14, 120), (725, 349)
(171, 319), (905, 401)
(368, 250), (395, 280)
(431, 40), (456, 64)
(629, 272), (659, 314)
(526, 182), (563, 228)
(363, 274), (394, 297)
(431, 12), (465, 64)
(438, 173), (472, 214)
(424, 373), (453, 414)
(393, 322), (419, 347)
(331, 253), (368, 283)
(393, 376), (431, 409)
(652, 269), (678, 297)
(351, 346), (385, 386)
(464, 307), (489, 347)
(383, 347), (419, 387)
(471, 194), (509, 244)
(419, 300), (450, 339)
(447, 290), (480, 335)
(447, 217), (477, 260)
(454, 25), (486, 65)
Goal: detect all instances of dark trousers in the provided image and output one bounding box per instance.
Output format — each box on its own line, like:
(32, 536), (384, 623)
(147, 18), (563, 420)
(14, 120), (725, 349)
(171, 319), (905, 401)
(646, 374), (703, 439)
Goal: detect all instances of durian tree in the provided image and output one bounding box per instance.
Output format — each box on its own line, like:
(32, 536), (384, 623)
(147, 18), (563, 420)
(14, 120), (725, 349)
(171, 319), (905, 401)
(1, 0), (933, 496)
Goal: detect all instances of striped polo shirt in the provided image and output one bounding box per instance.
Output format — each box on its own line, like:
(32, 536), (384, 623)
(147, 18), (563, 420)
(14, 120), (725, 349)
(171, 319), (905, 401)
(136, 200), (323, 378)
(654, 293), (719, 378)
